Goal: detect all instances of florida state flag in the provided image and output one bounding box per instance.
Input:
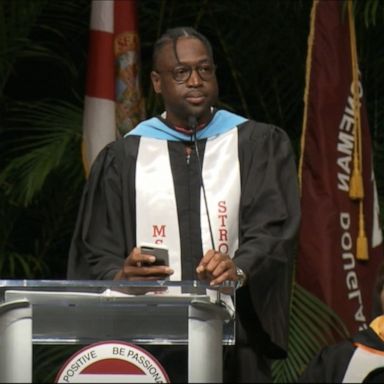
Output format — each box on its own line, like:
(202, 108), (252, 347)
(297, 0), (383, 336)
(82, 0), (145, 174)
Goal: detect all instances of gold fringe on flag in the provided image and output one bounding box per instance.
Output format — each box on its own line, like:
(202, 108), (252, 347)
(82, 140), (90, 178)
(348, 2), (368, 260)
(298, 0), (319, 194)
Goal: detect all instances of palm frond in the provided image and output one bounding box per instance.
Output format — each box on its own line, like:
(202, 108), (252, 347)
(0, 100), (82, 206)
(0, 251), (48, 278)
(272, 283), (350, 383)
(0, 0), (47, 91)
(33, 345), (79, 383)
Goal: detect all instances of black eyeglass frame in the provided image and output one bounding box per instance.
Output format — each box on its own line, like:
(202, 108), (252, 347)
(154, 63), (217, 84)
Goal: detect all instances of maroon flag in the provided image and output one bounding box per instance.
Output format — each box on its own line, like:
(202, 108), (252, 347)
(82, 0), (145, 175)
(297, 0), (383, 336)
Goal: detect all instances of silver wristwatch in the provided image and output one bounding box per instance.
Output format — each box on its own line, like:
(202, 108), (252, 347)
(236, 267), (247, 289)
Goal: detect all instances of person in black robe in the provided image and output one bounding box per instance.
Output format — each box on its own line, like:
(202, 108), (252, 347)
(298, 267), (384, 384)
(67, 26), (301, 382)
(297, 315), (384, 383)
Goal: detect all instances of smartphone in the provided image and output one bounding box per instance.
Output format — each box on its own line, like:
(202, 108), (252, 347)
(139, 243), (169, 266)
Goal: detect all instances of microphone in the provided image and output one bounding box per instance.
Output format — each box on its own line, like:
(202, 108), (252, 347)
(188, 116), (216, 251)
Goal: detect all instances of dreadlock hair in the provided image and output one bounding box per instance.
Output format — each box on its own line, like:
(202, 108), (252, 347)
(152, 27), (214, 70)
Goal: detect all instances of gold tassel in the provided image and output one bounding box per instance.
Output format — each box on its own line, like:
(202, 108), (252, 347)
(348, 1), (364, 202)
(356, 208), (369, 261)
(356, 232), (368, 260)
(349, 168), (364, 200)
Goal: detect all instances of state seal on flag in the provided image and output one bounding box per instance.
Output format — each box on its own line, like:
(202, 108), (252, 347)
(55, 341), (170, 383)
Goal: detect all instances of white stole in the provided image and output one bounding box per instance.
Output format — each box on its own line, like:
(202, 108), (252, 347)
(342, 344), (384, 382)
(135, 129), (240, 280)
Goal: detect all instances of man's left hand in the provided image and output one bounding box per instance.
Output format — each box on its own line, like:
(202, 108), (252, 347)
(196, 250), (237, 286)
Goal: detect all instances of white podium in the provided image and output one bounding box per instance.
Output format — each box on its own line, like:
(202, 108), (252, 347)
(0, 280), (235, 383)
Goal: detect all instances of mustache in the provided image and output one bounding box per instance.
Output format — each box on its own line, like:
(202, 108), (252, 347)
(185, 90), (205, 97)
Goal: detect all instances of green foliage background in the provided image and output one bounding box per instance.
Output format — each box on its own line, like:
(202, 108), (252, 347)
(0, 0), (383, 382)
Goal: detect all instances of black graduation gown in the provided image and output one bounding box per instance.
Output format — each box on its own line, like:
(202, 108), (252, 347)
(67, 119), (301, 382)
(297, 326), (384, 383)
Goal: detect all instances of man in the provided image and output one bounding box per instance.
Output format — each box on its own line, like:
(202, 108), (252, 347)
(68, 27), (301, 382)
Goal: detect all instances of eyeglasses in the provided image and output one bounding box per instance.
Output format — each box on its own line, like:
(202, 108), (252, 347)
(156, 63), (216, 83)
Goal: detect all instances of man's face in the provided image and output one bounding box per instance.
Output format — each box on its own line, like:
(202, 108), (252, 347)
(151, 37), (218, 128)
